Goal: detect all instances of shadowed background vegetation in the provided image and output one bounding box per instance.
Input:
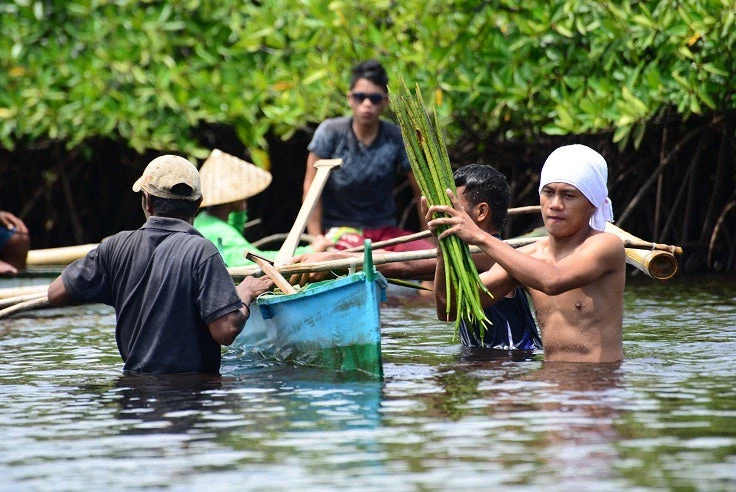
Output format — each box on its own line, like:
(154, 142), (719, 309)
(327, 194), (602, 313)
(1, 0), (734, 272)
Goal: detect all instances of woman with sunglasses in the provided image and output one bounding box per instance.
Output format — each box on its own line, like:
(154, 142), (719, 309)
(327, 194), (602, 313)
(302, 60), (433, 253)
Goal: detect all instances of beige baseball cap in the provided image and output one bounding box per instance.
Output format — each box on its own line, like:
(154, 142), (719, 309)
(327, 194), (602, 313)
(199, 149), (272, 208)
(132, 155), (202, 201)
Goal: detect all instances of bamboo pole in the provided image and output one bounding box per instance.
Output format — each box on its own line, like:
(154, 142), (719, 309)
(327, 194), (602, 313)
(0, 296), (49, 320)
(345, 205), (542, 252)
(26, 244), (98, 267)
(229, 235), (626, 279)
(0, 228), (681, 318)
(346, 225), (682, 255)
(0, 285), (49, 300)
(506, 205), (543, 215)
(345, 231), (432, 252)
(605, 223), (680, 280)
(229, 248), (444, 280)
(0, 293), (49, 309)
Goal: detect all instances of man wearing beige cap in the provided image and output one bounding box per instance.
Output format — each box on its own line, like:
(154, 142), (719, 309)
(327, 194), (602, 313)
(47, 155), (273, 374)
(194, 149), (330, 267)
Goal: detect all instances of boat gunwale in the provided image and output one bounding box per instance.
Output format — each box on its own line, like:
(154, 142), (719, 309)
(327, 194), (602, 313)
(254, 270), (387, 306)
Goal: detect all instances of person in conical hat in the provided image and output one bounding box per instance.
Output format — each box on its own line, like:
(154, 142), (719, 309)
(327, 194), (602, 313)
(425, 144), (626, 363)
(194, 149), (331, 267)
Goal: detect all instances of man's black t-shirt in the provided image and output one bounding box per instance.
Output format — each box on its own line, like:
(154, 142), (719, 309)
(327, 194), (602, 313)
(62, 216), (242, 374)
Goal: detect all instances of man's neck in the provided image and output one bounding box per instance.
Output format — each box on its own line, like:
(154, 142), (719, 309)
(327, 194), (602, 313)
(151, 214), (194, 225)
(207, 205), (232, 222)
(352, 119), (380, 146)
(480, 222), (498, 238)
(547, 225), (596, 253)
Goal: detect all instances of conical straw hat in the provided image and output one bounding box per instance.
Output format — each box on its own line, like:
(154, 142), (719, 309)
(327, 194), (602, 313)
(199, 149), (272, 207)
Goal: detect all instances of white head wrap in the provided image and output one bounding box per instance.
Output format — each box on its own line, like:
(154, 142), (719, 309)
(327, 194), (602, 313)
(538, 144), (614, 231)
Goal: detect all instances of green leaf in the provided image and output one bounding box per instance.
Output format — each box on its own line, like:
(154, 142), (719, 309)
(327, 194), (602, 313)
(613, 124), (631, 147)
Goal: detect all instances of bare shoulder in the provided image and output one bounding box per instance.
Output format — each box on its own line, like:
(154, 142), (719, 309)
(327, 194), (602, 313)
(585, 231), (625, 251)
(520, 236), (550, 255)
(582, 231), (626, 265)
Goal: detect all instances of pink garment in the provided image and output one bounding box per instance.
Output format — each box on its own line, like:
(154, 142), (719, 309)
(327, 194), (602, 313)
(328, 226), (434, 252)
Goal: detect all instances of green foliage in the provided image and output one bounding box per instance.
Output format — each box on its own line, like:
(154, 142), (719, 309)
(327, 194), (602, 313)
(0, 0), (733, 162)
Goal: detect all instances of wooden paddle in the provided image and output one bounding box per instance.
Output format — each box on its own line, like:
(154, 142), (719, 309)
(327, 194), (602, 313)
(273, 158), (342, 267)
(244, 251), (297, 294)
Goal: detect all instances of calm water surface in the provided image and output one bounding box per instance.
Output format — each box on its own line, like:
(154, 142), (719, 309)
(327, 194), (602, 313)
(0, 274), (734, 491)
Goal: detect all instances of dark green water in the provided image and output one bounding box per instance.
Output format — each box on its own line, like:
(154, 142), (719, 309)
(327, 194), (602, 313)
(0, 274), (734, 491)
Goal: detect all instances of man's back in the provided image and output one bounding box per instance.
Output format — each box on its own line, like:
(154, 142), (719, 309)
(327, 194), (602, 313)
(61, 216), (242, 373)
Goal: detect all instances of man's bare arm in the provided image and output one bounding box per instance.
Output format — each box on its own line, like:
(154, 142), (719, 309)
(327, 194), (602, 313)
(208, 310), (247, 346)
(48, 276), (75, 305)
(209, 275), (274, 346)
(428, 190), (625, 295)
(475, 233), (624, 295)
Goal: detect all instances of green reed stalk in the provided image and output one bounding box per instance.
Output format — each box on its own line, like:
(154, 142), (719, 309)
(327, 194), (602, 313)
(391, 78), (491, 336)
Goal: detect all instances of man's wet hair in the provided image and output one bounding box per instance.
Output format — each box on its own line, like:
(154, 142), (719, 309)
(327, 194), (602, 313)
(350, 60), (389, 92)
(453, 164), (510, 231)
(149, 195), (200, 221)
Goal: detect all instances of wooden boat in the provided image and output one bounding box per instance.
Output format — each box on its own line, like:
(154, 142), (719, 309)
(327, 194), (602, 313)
(231, 243), (387, 379)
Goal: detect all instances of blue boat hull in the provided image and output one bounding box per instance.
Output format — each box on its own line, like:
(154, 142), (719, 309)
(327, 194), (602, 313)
(232, 270), (387, 378)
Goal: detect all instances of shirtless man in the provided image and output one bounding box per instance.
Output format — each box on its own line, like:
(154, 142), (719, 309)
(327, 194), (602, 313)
(291, 164), (541, 353)
(426, 144), (625, 363)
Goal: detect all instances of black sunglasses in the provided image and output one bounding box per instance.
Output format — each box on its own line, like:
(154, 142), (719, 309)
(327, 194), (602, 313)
(350, 92), (386, 104)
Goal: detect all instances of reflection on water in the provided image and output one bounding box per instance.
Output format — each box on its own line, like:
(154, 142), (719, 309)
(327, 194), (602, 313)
(113, 373), (226, 435)
(0, 275), (734, 490)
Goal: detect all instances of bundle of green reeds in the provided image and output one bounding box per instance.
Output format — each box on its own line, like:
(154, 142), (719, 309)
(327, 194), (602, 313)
(391, 78), (491, 335)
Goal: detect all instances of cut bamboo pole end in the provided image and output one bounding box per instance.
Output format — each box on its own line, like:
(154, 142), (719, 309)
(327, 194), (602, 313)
(605, 223), (680, 280)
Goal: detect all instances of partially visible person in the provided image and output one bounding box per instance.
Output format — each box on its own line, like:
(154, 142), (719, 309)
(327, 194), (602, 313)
(427, 144), (625, 363)
(291, 164), (541, 353)
(48, 154), (273, 374)
(194, 149), (331, 268)
(303, 59), (433, 252)
(0, 210), (30, 275)
(450, 165), (541, 352)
